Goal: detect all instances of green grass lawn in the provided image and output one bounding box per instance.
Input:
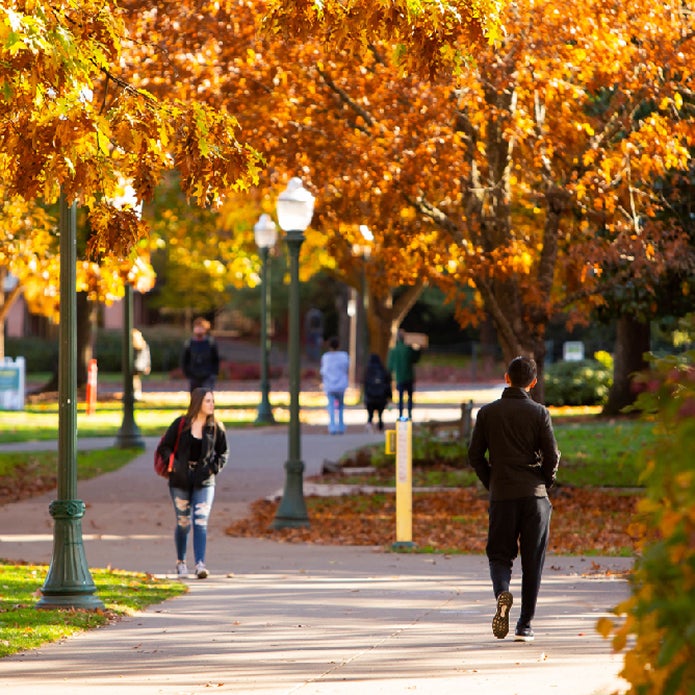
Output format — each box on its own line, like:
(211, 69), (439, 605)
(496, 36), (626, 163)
(554, 418), (651, 487)
(0, 404), (257, 443)
(0, 564), (187, 658)
(0, 448), (140, 500)
(345, 416), (655, 489)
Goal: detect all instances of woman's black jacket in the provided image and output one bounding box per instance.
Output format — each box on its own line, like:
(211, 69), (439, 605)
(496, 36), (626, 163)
(157, 415), (228, 488)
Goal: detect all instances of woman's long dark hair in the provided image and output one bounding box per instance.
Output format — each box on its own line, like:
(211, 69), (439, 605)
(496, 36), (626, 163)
(184, 388), (216, 427)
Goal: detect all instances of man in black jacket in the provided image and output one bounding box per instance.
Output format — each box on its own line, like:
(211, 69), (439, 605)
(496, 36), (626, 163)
(468, 356), (560, 642)
(181, 317), (220, 392)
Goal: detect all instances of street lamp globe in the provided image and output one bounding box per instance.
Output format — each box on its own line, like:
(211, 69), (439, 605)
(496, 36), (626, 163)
(276, 177), (315, 233)
(254, 213), (278, 249)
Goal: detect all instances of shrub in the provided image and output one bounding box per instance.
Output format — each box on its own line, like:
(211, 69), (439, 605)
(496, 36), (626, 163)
(544, 356), (613, 406)
(93, 330), (186, 373)
(4, 337), (58, 373)
(5, 330), (186, 375)
(598, 348), (695, 694)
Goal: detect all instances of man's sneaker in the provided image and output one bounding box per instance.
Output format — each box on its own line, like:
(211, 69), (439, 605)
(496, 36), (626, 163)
(176, 561), (188, 577)
(195, 562), (208, 579)
(492, 591), (514, 639)
(514, 626), (535, 642)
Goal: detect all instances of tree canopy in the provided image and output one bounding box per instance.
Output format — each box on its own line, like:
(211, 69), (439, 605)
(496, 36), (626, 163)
(0, 0), (263, 257)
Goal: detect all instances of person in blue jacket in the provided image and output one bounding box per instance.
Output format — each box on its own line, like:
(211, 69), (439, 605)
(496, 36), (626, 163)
(320, 336), (349, 434)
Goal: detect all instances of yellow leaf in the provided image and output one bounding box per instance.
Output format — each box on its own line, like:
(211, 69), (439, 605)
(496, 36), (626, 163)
(596, 617), (614, 638)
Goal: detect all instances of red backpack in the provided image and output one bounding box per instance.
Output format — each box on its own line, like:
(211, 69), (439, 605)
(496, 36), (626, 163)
(154, 417), (185, 478)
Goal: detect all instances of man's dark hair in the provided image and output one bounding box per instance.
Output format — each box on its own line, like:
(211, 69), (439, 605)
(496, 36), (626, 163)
(328, 336), (339, 350)
(507, 356), (537, 388)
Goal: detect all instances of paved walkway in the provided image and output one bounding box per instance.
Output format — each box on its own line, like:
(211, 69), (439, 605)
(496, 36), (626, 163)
(0, 398), (630, 694)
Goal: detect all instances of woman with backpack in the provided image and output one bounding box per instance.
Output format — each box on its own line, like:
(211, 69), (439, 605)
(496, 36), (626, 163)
(156, 388), (228, 579)
(364, 353), (391, 432)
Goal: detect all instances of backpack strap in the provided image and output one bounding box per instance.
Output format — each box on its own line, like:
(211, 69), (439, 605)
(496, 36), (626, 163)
(174, 416), (185, 450)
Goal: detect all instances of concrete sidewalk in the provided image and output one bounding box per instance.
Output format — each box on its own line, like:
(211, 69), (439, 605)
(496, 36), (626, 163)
(0, 428), (630, 694)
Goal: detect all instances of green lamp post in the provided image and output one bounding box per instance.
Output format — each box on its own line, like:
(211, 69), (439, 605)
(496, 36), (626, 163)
(272, 178), (315, 529)
(37, 192), (104, 610)
(114, 281), (145, 448)
(113, 184), (145, 449)
(254, 213), (278, 425)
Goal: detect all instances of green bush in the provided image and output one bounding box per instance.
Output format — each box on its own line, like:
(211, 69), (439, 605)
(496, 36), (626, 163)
(599, 348), (695, 694)
(4, 337), (58, 373)
(5, 330), (185, 375)
(544, 357), (613, 406)
(95, 330), (186, 373)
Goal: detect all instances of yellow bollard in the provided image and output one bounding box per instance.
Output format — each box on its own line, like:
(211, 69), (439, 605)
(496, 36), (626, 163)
(392, 418), (415, 550)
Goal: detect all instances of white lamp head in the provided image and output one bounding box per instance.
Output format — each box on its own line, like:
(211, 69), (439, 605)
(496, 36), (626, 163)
(254, 213), (278, 249)
(276, 177), (315, 232)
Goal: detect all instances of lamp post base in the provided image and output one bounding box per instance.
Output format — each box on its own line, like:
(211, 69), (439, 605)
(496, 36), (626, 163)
(254, 398), (276, 425)
(114, 427), (145, 449)
(37, 500), (104, 610)
(115, 397), (145, 449)
(272, 458), (310, 528)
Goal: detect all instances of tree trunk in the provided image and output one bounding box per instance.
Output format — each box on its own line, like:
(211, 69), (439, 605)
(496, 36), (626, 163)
(76, 291), (96, 388)
(365, 281), (425, 364)
(603, 315), (650, 416)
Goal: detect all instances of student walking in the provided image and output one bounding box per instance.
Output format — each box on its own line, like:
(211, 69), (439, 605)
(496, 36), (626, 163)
(363, 353), (391, 431)
(132, 328), (151, 400)
(320, 336), (349, 435)
(181, 317), (220, 392)
(156, 388), (228, 579)
(467, 356), (560, 642)
(387, 330), (421, 420)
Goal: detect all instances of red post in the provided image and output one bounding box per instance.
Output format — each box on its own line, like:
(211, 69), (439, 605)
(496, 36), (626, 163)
(86, 358), (98, 415)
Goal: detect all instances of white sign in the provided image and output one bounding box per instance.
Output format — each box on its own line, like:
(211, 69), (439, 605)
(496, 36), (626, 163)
(563, 341), (585, 361)
(0, 357), (25, 410)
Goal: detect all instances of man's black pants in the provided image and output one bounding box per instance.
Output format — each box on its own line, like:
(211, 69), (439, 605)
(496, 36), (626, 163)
(487, 496), (552, 629)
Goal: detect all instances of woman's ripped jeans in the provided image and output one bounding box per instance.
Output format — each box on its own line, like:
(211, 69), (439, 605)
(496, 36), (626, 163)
(169, 485), (215, 565)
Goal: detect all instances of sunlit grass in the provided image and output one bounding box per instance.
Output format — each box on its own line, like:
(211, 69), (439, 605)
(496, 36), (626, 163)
(0, 564), (187, 658)
(0, 448), (140, 488)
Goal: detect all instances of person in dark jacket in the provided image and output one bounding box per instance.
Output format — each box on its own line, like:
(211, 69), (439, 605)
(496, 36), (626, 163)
(363, 353), (391, 431)
(181, 317), (220, 392)
(468, 356), (560, 643)
(387, 330), (421, 420)
(157, 388), (228, 579)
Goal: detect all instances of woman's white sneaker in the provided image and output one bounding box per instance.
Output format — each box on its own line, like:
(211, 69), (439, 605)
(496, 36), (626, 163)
(195, 562), (208, 579)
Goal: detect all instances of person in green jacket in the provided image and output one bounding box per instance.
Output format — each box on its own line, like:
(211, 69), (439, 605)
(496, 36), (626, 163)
(387, 330), (421, 420)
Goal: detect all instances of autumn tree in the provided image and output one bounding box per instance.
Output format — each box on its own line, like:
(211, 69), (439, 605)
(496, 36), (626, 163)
(0, 189), (55, 360)
(596, 157), (695, 414)
(115, 0), (463, 364)
(0, 178), (155, 387)
(121, 0), (694, 399)
(1, 0), (271, 385)
(0, 0), (263, 287)
(258, 0), (695, 401)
